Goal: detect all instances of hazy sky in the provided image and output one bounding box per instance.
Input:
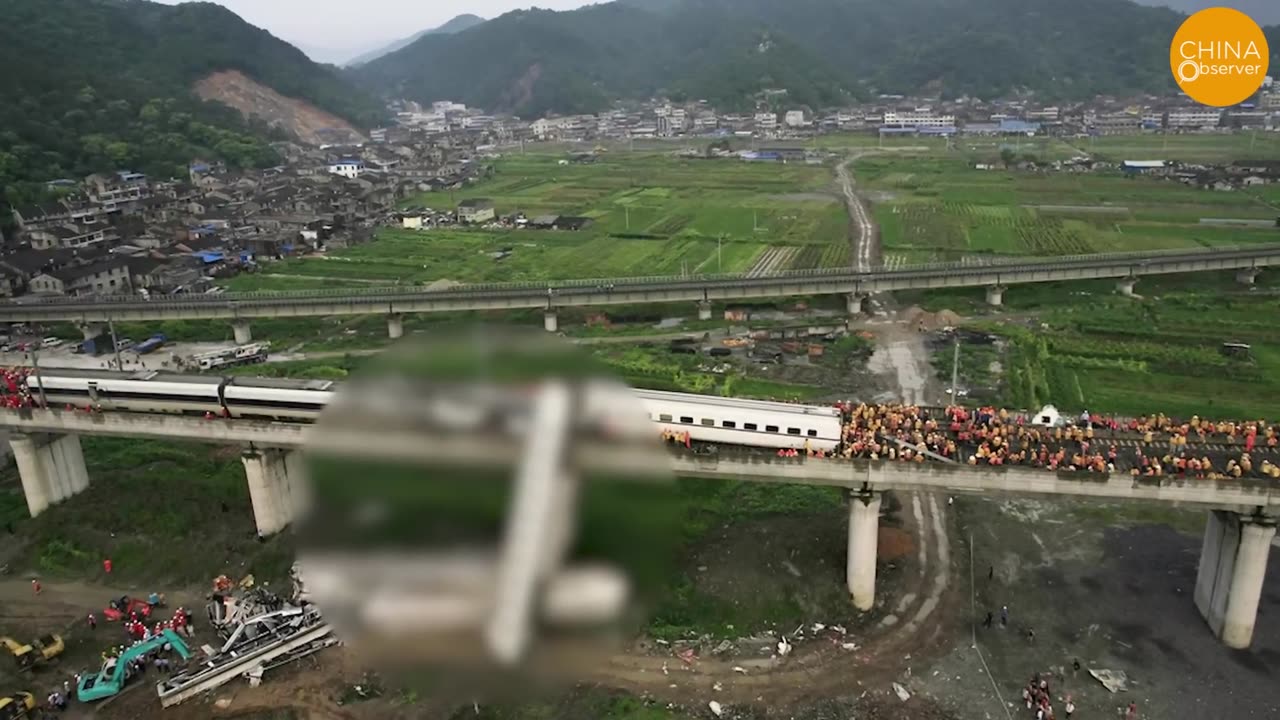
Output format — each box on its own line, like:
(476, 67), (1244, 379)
(156, 0), (595, 63)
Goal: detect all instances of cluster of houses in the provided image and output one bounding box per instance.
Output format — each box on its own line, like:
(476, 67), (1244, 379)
(389, 77), (1280, 144)
(1119, 159), (1280, 194)
(0, 136), (490, 298)
(396, 198), (594, 233)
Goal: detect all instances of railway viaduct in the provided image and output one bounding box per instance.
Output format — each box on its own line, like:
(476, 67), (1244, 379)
(0, 244), (1276, 342)
(0, 407), (1275, 651)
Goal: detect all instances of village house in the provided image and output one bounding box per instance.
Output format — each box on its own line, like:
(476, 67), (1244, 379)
(29, 258), (132, 296)
(127, 256), (204, 294)
(328, 158), (365, 179)
(26, 223), (110, 250)
(457, 198), (496, 224)
(85, 170), (151, 213)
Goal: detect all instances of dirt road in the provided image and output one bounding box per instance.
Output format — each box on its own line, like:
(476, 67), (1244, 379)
(836, 156), (876, 273)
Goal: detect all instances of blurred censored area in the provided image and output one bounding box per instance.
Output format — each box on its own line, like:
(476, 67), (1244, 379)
(295, 327), (678, 699)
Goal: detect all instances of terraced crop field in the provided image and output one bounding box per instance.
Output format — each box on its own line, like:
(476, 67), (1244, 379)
(858, 152), (1280, 263)
(988, 292), (1280, 420)
(235, 153), (855, 288)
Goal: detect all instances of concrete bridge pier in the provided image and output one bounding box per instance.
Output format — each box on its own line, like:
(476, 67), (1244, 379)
(79, 323), (105, 341)
(1194, 510), (1276, 649)
(387, 314), (404, 340)
(697, 301), (713, 321)
(544, 311), (559, 333)
(985, 285), (1005, 307)
(846, 488), (883, 611)
(232, 320), (253, 345)
(1236, 268), (1261, 286)
(10, 433), (90, 517)
(1116, 277), (1137, 297)
(241, 448), (307, 537)
(845, 293), (870, 316)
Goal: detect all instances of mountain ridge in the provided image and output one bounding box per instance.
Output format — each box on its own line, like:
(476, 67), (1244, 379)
(353, 0), (1279, 117)
(1132, 0), (1280, 26)
(345, 13), (486, 68)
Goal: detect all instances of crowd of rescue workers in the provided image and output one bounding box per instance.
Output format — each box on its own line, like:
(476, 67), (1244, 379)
(664, 401), (1280, 481)
(3, 366), (1278, 481)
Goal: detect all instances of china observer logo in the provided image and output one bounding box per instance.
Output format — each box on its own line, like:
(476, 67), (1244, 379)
(1170, 7), (1269, 107)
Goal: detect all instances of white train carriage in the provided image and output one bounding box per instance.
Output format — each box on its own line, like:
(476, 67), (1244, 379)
(636, 389), (842, 451)
(27, 374), (224, 415)
(222, 383), (332, 421)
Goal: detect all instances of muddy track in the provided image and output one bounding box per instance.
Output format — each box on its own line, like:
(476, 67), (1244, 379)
(588, 491), (958, 706)
(836, 156), (879, 273)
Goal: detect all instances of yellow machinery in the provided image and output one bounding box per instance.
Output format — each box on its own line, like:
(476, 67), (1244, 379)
(0, 692), (35, 720)
(0, 635), (64, 670)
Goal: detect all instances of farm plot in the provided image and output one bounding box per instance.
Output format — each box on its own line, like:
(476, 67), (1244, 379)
(1078, 133), (1280, 163)
(989, 294), (1280, 419)
(373, 153), (854, 282)
(747, 246), (801, 276)
(857, 152), (1280, 261)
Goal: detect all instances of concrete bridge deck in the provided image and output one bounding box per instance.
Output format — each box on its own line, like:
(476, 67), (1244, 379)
(2, 408), (1275, 509)
(1, 244), (1276, 323)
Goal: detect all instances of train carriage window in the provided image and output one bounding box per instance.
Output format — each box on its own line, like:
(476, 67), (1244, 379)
(765, 425), (779, 433)
(701, 418), (715, 427)
(744, 422), (758, 431)
(659, 414), (672, 422)
(807, 429), (818, 437)
(679, 416), (694, 424)
(722, 420), (736, 429)
(787, 427), (801, 435)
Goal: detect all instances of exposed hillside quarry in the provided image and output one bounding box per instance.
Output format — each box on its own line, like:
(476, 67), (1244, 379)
(0, 0), (383, 210)
(196, 70), (366, 146)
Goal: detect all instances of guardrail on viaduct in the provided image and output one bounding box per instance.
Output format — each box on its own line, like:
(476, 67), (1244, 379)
(2, 409), (1276, 508)
(1, 243), (1277, 322)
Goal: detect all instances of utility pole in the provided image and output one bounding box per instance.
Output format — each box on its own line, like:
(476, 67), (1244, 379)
(753, 209), (758, 232)
(717, 234), (723, 273)
(949, 338), (960, 403)
(108, 319), (123, 371)
(625, 205), (630, 231)
(31, 346), (47, 409)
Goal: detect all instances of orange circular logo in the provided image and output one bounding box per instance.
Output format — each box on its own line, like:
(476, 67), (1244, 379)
(1170, 8), (1269, 107)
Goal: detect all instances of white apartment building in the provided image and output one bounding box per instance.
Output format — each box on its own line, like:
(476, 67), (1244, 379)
(784, 110), (808, 127)
(1166, 110), (1222, 129)
(883, 110), (956, 127)
(754, 112), (778, 130)
(327, 159), (364, 179)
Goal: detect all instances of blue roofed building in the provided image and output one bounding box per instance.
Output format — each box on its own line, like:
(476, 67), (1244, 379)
(998, 119), (1040, 135)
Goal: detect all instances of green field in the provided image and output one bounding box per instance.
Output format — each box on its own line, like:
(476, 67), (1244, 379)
(1069, 132), (1280, 163)
(931, 284), (1280, 420)
(858, 154), (1280, 264)
(228, 153), (852, 289)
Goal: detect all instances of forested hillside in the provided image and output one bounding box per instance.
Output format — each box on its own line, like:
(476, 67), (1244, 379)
(355, 0), (1279, 116)
(0, 0), (384, 209)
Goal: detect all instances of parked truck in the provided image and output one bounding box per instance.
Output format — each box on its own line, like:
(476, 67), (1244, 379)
(133, 334), (167, 355)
